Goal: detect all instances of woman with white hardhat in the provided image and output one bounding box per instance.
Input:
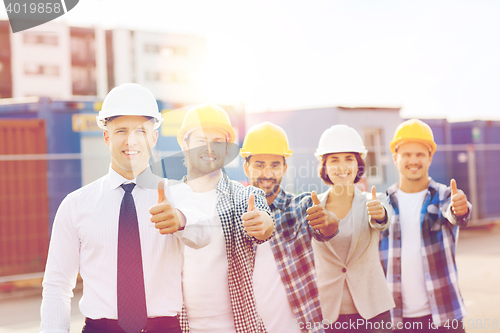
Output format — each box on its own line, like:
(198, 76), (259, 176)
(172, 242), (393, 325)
(308, 125), (395, 332)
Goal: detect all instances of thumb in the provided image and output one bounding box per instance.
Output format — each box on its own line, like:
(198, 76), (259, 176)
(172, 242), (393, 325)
(157, 181), (167, 204)
(451, 179), (458, 196)
(312, 191), (321, 206)
(247, 194), (255, 212)
(371, 186), (377, 201)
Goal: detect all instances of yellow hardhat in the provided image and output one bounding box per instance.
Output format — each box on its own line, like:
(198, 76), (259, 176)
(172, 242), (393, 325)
(240, 122), (293, 159)
(177, 103), (236, 146)
(390, 118), (437, 154)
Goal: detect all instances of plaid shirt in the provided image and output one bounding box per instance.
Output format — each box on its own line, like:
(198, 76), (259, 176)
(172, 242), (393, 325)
(180, 172), (271, 333)
(379, 178), (471, 328)
(268, 189), (335, 333)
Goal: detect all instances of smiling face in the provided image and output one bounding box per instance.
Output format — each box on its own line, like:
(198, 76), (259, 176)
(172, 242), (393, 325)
(324, 153), (358, 186)
(104, 115), (158, 179)
(393, 141), (433, 183)
(244, 154), (287, 202)
(182, 127), (229, 177)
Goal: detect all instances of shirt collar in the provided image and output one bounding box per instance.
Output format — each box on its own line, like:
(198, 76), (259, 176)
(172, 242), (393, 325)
(108, 165), (162, 191)
(388, 177), (438, 197)
(215, 171), (232, 196)
(270, 188), (288, 211)
(108, 166), (136, 190)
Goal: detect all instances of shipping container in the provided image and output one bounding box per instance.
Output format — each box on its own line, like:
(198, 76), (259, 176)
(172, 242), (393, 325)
(449, 121), (500, 221)
(0, 119), (49, 276)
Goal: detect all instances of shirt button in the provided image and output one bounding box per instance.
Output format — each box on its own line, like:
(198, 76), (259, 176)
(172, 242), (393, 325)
(342, 268), (347, 273)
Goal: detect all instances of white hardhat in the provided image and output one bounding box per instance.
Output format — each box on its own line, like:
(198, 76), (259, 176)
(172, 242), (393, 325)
(96, 83), (164, 130)
(314, 125), (367, 160)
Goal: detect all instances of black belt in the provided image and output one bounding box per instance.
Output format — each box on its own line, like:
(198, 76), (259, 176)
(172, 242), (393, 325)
(85, 316), (179, 332)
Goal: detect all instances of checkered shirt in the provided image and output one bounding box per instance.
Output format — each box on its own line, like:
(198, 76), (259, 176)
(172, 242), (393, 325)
(269, 189), (335, 333)
(379, 178), (471, 328)
(180, 172), (271, 333)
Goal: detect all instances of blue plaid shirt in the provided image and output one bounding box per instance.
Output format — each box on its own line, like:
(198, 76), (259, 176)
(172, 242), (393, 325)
(379, 178), (471, 328)
(268, 189), (336, 333)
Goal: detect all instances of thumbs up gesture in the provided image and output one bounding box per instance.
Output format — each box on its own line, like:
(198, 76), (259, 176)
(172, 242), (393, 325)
(150, 181), (185, 234)
(242, 193), (274, 240)
(306, 191), (339, 236)
(450, 179), (468, 217)
(366, 186), (387, 222)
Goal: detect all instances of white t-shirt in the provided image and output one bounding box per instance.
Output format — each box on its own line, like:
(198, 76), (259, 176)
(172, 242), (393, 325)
(253, 241), (296, 333)
(183, 189), (236, 333)
(396, 188), (432, 318)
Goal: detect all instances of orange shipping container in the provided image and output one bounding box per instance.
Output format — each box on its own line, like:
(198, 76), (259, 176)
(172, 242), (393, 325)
(0, 119), (49, 277)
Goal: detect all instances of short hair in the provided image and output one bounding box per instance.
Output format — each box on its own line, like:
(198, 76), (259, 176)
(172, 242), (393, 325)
(318, 152), (365, 185)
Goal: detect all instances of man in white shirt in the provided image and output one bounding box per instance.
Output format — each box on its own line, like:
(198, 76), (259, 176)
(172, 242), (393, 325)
(380, 119), (471, 332)
(40, 84), (211, 333)
(177, 103), (274, 333)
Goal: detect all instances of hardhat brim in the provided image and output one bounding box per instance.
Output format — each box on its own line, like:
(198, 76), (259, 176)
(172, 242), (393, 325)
(390, 138), (437, 155)
(96, 114), (163, 130)
(239, 150), (293, 159)
(314, 149), (367, 161)
(177, 122), (236, 147)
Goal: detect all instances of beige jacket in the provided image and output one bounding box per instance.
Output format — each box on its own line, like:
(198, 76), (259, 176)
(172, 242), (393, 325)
(312, 187), (395, 323)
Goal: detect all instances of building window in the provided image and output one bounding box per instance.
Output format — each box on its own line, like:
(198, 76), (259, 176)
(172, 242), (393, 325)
(160, 46), (188, 57)
(23, 34), (58, 45)
(145, 71), (190, 83)
(71, 36), (95, 64)
(144, 44), (160, 53)
(72, 66), (96, 95)
(161, 72), (190, 83)
(364, 128), (385, 185)
(24, 64), (59, 76)
(145, 71), (161, 81)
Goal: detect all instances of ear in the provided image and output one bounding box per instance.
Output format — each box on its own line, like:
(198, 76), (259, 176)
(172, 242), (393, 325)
(243, 160), (250, 178)
(103, 130), (110, 147)
(180, 139), (189, 153)
(283, 163), (288, 174)
(392, 152), (397, 165)
(151, 130), (159, 148)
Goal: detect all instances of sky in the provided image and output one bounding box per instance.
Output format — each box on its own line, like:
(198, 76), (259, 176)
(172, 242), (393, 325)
(2, 0), (500, 121)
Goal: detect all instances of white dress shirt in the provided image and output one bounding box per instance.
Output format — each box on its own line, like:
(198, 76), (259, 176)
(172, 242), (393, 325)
(40, 167), (211, 333)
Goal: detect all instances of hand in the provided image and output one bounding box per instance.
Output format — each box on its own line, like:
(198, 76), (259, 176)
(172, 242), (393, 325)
(366, 186), (386, 222)
(150, 181), (185, 234)
(242, 194), (274, 240)
(450, 179), (468, 217)
(306, 191), (339, 236)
